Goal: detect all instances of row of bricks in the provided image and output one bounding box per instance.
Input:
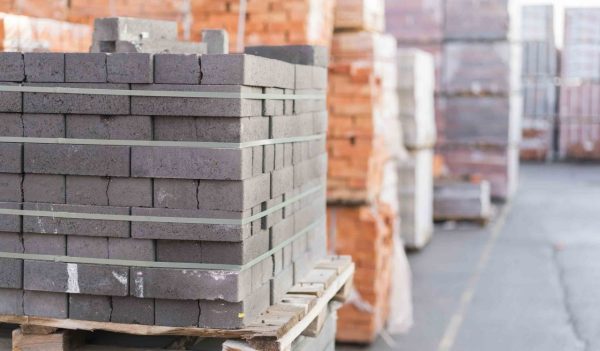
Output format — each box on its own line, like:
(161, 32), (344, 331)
(0, 140), (326, 180)
(0, 225), (322, 302)
(0, 230), (326, 329)
(0, 52), (327, 90)
(0, 181), (325, 242)
(0, 112), (327, 143)
(0, 85), (326, 117)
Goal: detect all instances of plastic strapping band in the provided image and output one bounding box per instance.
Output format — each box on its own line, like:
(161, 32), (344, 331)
(0, 217), (324, 272)
(0, 134), (325, 149)
(0, 85), (325, 100)
(0, 185), (322, 225)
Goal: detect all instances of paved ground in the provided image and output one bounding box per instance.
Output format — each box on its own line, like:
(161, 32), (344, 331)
(338, 163), (600, 351)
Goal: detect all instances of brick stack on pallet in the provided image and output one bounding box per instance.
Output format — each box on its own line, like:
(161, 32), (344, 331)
(520, 5), (557, 161)
(559, 8), (600, 160)
(0, 17), (329, 330)
(327, 0), (402, 344)
(397, 49), (436, 250)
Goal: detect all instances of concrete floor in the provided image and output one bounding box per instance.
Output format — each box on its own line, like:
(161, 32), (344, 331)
(338, 163), (600, 351)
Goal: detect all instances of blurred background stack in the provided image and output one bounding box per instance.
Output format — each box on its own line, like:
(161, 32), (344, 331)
(520, 5), (558, 161)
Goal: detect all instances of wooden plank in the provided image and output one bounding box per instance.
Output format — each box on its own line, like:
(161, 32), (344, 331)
(299, 269), (337, 289)
(12, 329), (84, 351)
(222, 340), (257, 351)
(287, 284), (325, 297)
(301, 307), (328, 337)
(0, 337), (10, 351)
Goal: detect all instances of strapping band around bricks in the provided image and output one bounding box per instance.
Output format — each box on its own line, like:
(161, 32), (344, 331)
(0, 217), (324, 272)
(0, 85), (325, 100)
(0, 185), (323, 225)
(0, 134), (325, 149)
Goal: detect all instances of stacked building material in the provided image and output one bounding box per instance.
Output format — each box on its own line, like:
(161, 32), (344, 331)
(520, 5), (557, 161)
(438, 0), (520, 200)
(397, 49), (436, 250)
(434, 181), (492, 223)
(327, 1), (403, 343)
(0, 18), (328, 330)
(559, 8), (600, 160)
(0, 12), (91, 52)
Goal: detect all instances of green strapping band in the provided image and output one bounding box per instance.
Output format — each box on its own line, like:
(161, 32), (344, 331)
(0, 217), (324, 272)
(0, 85), (325, 100)
(0, 185), (323, 226)
(0, 134), (325, 149)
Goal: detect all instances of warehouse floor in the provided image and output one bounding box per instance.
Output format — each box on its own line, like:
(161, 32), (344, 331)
(338, 163), (600, 351)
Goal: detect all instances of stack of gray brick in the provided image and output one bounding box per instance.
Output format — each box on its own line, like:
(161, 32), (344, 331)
(0, 18), (328, 330)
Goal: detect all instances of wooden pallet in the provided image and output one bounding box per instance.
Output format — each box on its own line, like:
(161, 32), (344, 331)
(0, 256), (354, 351)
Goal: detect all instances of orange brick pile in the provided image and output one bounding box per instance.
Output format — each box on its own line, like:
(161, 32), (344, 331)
(191, 0), (336, 51)
(327, 1), (404, 343)
(327, 205), (393, 343)
(0, 12), (91, 52)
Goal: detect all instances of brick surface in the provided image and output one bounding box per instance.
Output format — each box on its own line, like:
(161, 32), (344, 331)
(0, 202), (21, 233)
(201, 231), (269, 265)
(66, 115), (152, 140)
(23, 114), (65, 137)
(130, 84), (262, 117)
(196, 174), (270, 212)
(155, 299), (199, 327)
(0, 288), (23, 315)
(199, 283), (271, 329)
(69, 295), (111, 321)
(270, 263), (293, 304)
(157, 240), (202, 263)
(108, 238), (155, 261)
(24, 261), (129, 296)
(0, 83), (22, 112)
(23, 83), (130, 115)
(0, 143), (22, 173)
(67, 236), (108, 258)
(131, 147), (251, 180)
(0, 113), (22, 136)
(154, 54), (201, 84)
(201, 54), (294, 89)
(0, 233), (23, 289)
(107, 53), (153, 83)
(65, 53), (107, 83)
(153, 179), (199, 209)
(66, 176), (109, 205)
(24, 53), (65, 82)
(107, 178), (152, 207)
(272, 167), (294, 197)
(202, 29), (229, 55)
(23, 174), (65, 203)
(25, 144), (130, 177)
(23, 291), (68, 318)
(23, 234), (66, 255)
(154, 116), (269, 143)
(111, 296), (155, 325)
(0, 173), (22, 202)
(22, 203), (130, 238)
(263, 88), (285, 116)
(0, 52), (25, 81)
(245, 45), (329, 67)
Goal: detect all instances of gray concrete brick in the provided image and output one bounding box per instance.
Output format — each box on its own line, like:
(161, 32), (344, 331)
(24, 53), (64, 82)
(24, 260), (129, 296)
(196, 174), (270, 212)
(264, 145), (275, 173)
(284, 143), (293, 167)
(0, 202), (21, 233)
(263, 88), (285, 116)
(0, 173), (22, 201)
(0, 52), (24, 81)
(272, 249), (284, 275)
(25, 144), (130, 177)
(23, 234), (66, 255)
(295, 65), (313, 90)
(293, 155), (327, 187)
(157, 240), (202, 263)
(65, 53), (107, 83)
(69, 295), (111, 321)
(23, 174), (65, 204)
(199, 283), (270, 329)
(92, 17), (178, 43)
(202, 29), (229, 55)
(0, 113), (22, 136)
(23, 291), (67, 318)
(154, 116), (269, 143)
(291, 233), (308, 261)
(131, 207), (251, 242)
(108, 238), (155, 261)
(0, 83), (22, 112)
(284, 89), (294, 115)
(155, 299), (199, 327)
(0, 233), (23, 289)
(66, 115), (152, 140)
(113, 40), (207, 55)
(153, 179), (198, 209)
(0, 288), (23, 314)
(22, 203), (130, 238)
(154, 54), (201, 84)
(244, 45), (329, 67)
(251, 255), (274, 291)
(67, 236), (108, 258)
(111, 296), (154, 325)
(252, 204), (263, 235)
(66, 176), (109, 206)
(130, 84), (263, 117)
(271, 215), (294, 248)
(293, 254), (313, 285)
(107, 53), (153, 83)
(108, 178), (152, 207)
(272, 167), (294, 198)
(264, 196), (284, 229)
(131, 147), (251, 180)
(23, 83), (130, 115)
(314, 111), (328, 134)
(130, 267), (251, 302)
(0, 144), (21, 173)
(270, 263), (293, 304)
(201, 54), (294, 89)
(272, 114), (313, 139)
(252, 146), (263, 177)
(201, 231), (269, 265)
(274, 144), (285, 170)
(312, 66), (328, 89)
(23, 114), (65, 137)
